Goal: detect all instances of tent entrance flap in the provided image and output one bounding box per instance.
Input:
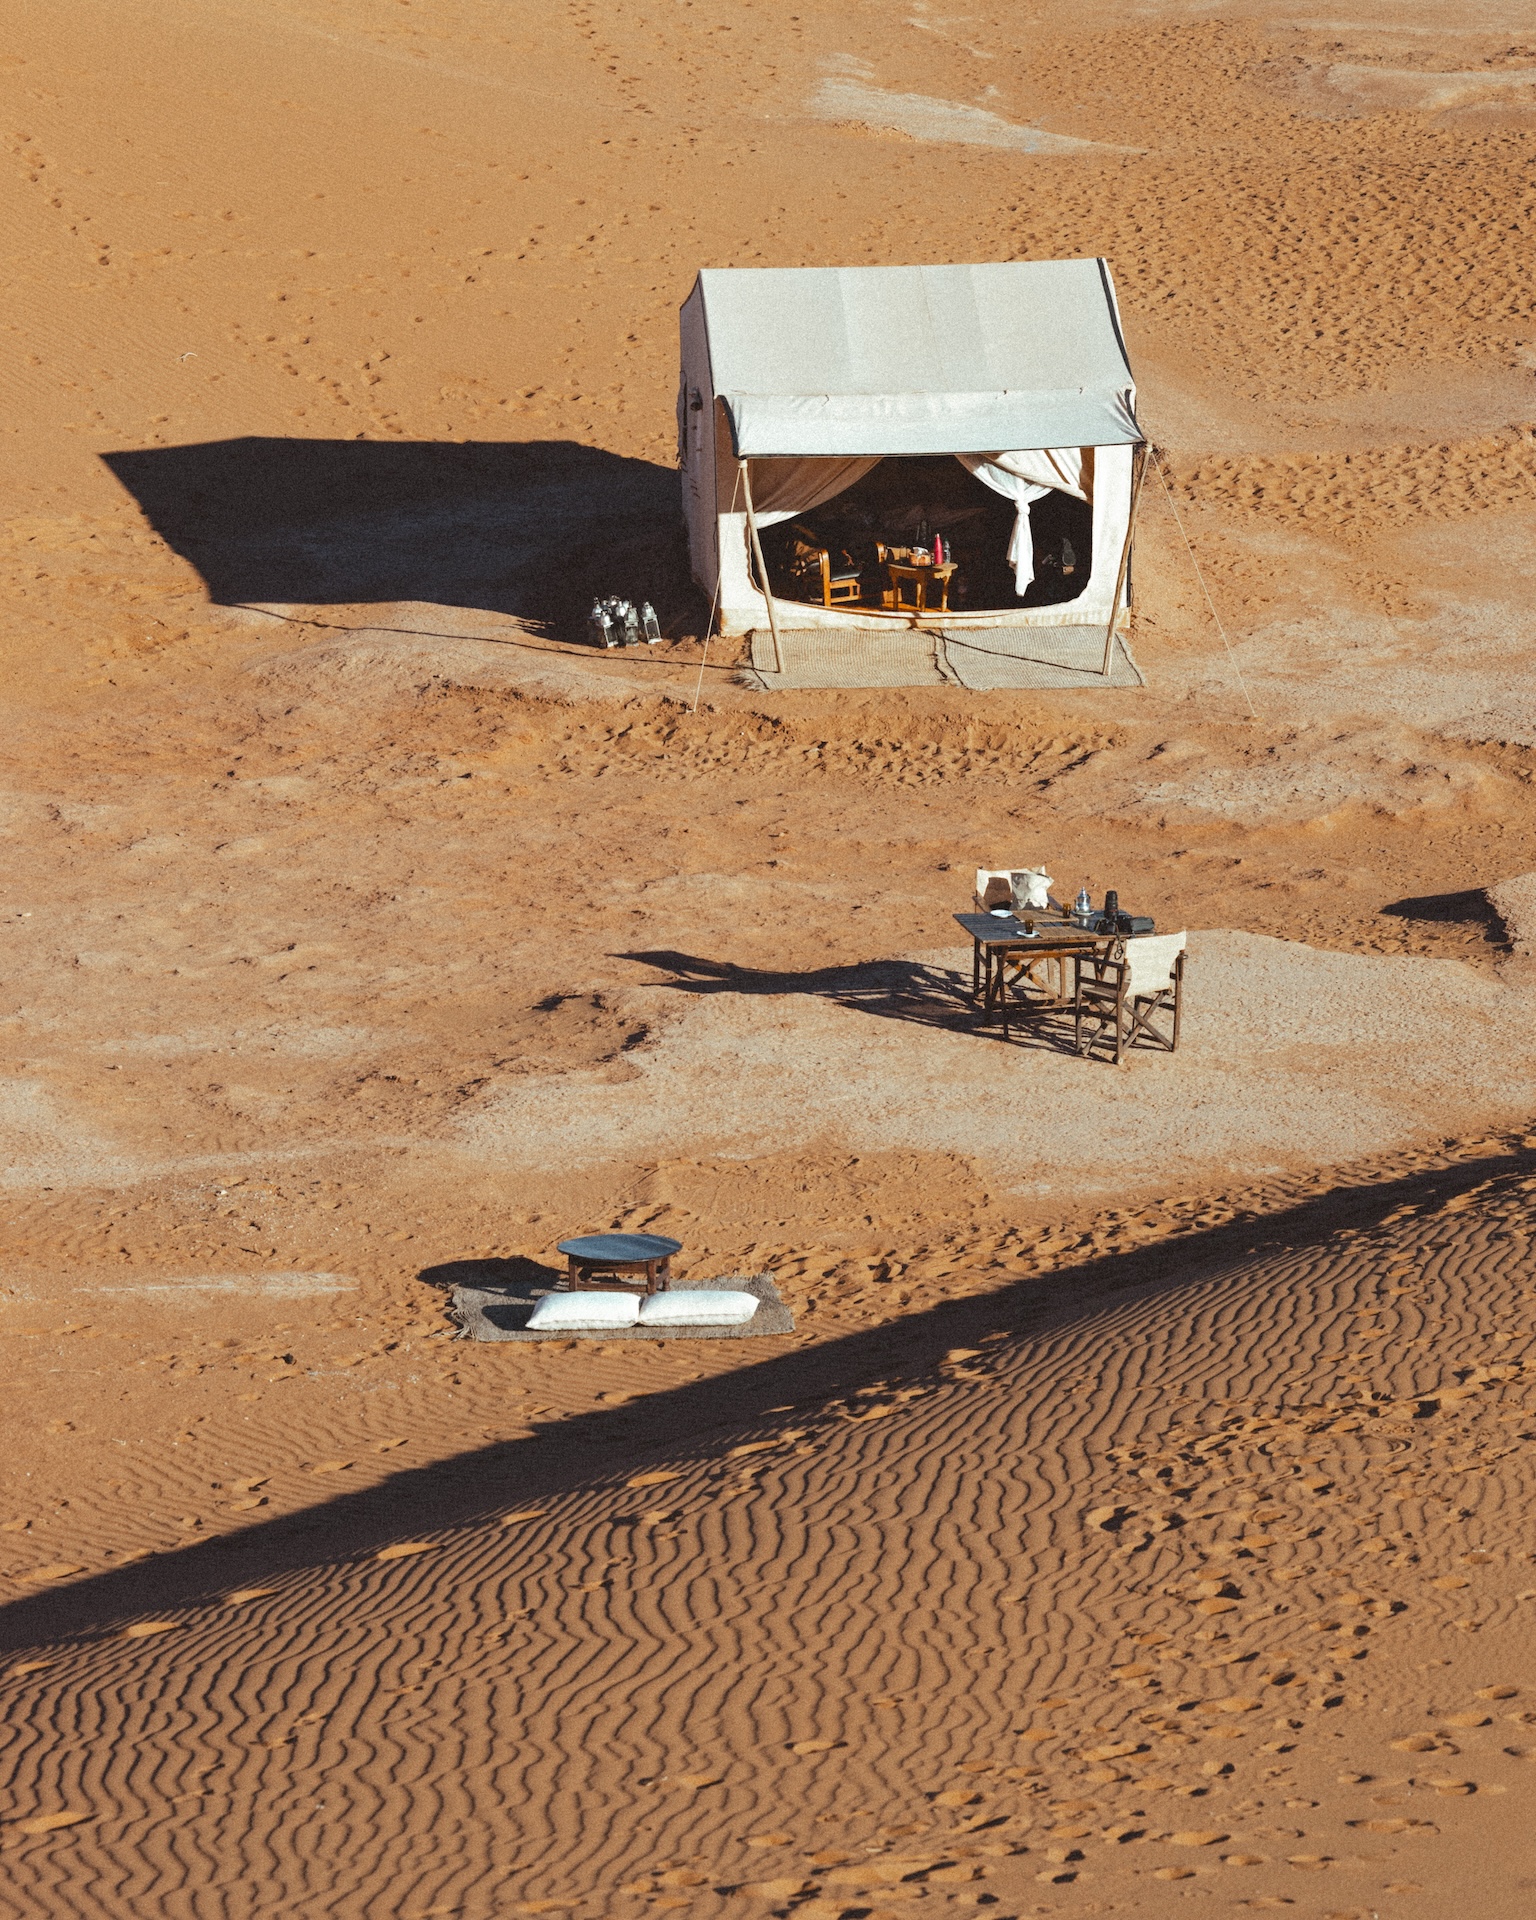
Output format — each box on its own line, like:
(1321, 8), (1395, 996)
(958, 450), (1092, 597)
(748, 454), (1111, 621)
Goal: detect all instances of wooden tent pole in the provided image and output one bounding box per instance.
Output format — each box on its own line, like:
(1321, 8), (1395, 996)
(1100, 442), (1148, 678)
(739, 459), (784, 678)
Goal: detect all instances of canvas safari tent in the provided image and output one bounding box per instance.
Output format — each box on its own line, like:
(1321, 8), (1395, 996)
(678, 259), (1146, 669)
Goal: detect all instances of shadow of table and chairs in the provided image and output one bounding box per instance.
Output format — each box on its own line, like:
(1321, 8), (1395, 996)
(615, 947), (1083, 1051)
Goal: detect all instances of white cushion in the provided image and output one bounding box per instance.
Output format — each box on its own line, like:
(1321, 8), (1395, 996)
(526, 1291), (639, 1331)
(637, 1289), (759, 1327)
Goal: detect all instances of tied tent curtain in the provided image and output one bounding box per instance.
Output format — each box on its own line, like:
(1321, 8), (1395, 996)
(956, 449), (1095, 594)
(742, 456), (884, 527)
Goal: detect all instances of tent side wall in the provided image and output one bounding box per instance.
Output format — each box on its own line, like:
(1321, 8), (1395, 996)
(679, 284), (719, 597)
(680, 277), (776, 635)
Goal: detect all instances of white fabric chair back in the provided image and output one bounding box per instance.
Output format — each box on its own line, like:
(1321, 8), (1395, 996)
(975, 868), (1014, 906)
(1015, 867), (1052, 910)
(1123, 930), (1187, 999)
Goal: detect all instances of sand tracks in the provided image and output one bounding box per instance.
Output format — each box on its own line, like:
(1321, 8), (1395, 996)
(1174, 429), (1536, 541)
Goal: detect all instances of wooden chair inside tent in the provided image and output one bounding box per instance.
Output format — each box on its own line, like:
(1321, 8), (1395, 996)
(1074, 932), (1187, 1065)
(788, 523), (863, 607)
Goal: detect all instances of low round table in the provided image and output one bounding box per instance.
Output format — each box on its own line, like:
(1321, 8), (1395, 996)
(556, 1232), (682, 1295)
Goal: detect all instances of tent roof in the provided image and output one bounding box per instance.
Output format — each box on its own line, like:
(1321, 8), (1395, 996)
(690, 260), (1140, 458)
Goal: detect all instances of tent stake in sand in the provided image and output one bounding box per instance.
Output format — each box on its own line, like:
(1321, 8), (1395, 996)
(739, 459), (784, 677)
(1100, 441), (1148, 677)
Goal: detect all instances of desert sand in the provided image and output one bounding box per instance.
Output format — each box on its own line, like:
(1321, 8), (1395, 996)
(4, 0), (1536, 1913)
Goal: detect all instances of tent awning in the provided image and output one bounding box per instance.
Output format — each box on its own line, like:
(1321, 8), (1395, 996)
(694, 259), (1140, 458)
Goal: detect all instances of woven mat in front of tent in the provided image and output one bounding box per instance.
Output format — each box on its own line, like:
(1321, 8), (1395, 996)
(939, 626), (1144, 689)
(743, 625), (1143, 691)
(743, 627), (951, 689)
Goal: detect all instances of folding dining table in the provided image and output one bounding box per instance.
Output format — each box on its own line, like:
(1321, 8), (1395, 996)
(953, 912), (1113, 1040)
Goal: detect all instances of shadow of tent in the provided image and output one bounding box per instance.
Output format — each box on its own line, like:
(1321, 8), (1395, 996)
(100, 437), (694, 635)
(0, 1140), (1527, 1654)
(614, 947), (1078, 1048)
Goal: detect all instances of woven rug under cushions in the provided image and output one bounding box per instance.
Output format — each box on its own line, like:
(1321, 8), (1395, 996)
(742, 627), (949, 690)
(451, 1272), (793, 1342)
(938, 626), (1145, 689)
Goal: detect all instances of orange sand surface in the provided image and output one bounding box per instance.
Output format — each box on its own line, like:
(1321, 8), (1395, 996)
(4, 0), (1536, 1912)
